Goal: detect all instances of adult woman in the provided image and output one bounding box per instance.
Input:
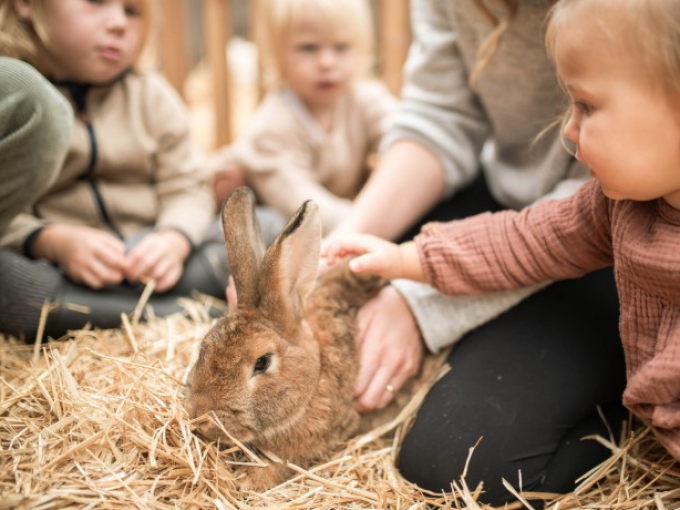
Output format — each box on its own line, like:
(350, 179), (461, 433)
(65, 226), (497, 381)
(327, 0), (626, 503)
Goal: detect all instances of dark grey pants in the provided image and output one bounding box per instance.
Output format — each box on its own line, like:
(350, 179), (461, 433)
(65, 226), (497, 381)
(0, 208), (285, 340)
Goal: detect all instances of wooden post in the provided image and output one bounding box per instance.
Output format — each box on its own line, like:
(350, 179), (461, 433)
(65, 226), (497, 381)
(204, 0), (232, 146)
(157, 0), (188, 97)
(379, 0), (411, 96)
(248, 0), (266, 101)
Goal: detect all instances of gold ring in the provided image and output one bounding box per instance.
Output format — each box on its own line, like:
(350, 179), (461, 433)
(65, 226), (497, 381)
(385, 384), (396, 394)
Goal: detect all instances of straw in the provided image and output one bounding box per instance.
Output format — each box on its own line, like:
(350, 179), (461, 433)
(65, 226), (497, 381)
(1, 301), (679, 509)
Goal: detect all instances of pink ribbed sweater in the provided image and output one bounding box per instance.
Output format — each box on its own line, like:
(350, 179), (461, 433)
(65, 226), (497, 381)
(415, 179), (680, 459)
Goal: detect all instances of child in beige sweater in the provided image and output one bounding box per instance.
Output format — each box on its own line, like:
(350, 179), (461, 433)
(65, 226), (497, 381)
(0, 0), (262, 339)
(209, 0), (396, 234)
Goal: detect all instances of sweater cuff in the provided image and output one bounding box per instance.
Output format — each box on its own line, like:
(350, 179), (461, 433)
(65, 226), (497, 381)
(23, 226), (45, 259)
(379, 129), (473, 201)
(390, 278), (451, 354)
(392, 278), (549, 354)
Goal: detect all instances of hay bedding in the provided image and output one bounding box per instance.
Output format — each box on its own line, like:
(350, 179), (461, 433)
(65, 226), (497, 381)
(1, 300), (679, 510)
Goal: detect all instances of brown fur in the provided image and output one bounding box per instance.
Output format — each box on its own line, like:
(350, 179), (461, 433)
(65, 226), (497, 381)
(184, 187), (440, 490)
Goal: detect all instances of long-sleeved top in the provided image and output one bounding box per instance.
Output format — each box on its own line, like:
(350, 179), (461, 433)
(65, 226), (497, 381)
(211, 81), (396, 233)
(415, 178), (680, 460)
(0, 69), (214, 252)
(0, 58), (73, 235)
(388, 0), (585, 352)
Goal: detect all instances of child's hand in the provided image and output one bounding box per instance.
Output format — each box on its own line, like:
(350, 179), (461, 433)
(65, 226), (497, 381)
(124, 230), (191, 293)
(213, 164), (246, 211)
(33, 225), (127, 289)
(226, 275), (238, 310)
(321, 234), (425, 282)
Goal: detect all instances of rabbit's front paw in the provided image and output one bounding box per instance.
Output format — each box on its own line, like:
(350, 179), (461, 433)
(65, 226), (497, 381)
(237, 464), (290, 491)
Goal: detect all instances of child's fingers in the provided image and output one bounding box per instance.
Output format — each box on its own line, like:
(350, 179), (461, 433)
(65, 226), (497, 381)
(78, 259), (123, 289)
(97, 244), (127, 271)
(155, 263), (182, 293)
(125, 244), (163, 281)
(321, 235), (375, 263)
(349, 253), (387, 276)
(319, 241), (344, 261)
(147, 255), (174, 282)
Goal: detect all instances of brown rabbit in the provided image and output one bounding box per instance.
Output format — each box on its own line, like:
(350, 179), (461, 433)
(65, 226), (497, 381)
(184, 187), (436, 490)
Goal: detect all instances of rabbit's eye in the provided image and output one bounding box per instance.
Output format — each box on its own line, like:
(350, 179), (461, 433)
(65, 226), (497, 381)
(254, 353), (273, 374)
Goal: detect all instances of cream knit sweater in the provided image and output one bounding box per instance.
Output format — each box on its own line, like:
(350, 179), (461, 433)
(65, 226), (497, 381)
(212, 81), (396, 234)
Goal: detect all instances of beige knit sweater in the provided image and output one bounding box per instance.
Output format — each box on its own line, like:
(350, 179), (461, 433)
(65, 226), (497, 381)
(0, 70), (213, 251)
(415, 179), (680, 460)
(211, 81), (396, 234)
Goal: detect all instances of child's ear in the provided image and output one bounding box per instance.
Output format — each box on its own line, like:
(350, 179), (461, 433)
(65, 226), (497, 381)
(13, 0), (33, 21)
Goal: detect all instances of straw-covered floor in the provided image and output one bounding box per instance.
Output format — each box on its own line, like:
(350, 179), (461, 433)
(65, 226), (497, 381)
(1, 298), (679, 510)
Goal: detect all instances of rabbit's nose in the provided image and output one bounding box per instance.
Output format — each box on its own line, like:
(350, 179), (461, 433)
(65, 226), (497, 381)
(186, 402), (198, 420)
(186, 394), (214, 422)
(184, 393), (206, 420)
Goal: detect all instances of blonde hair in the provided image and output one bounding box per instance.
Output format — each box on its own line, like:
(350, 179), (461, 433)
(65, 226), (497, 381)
(0, 0), (153, 69)
(255, 0), (375, 91)
(469, 0), (518, 86)
(546, 0), (680, 98)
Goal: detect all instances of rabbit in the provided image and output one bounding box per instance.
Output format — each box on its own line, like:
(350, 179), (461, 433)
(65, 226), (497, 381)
(184, 187), (441, 491)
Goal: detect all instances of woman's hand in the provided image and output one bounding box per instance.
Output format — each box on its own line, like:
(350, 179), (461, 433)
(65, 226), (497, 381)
(353, 285), (425, 411)
(124, 230), (191, 292)
(33, 224), (127, 289)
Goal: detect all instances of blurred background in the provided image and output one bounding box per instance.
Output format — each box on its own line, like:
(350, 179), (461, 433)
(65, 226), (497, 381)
(147, 0), (411, 153)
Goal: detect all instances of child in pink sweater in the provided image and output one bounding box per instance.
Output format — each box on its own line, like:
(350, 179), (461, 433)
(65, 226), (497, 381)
(324, 0), (680, 462)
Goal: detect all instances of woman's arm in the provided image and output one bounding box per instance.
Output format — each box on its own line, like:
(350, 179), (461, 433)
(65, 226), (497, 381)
(331, 0), (491, 242)
(331, 140), (445, 240)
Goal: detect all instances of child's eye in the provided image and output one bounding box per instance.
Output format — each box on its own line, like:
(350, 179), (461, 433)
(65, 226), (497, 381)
(298, 43), (318, 53)
(574, 101), (592, 115)
(124, 0), (141, 16)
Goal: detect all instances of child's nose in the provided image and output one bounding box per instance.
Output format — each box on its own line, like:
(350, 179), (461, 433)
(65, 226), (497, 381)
(318, 49), (337, 68)
(106, 4), (129, 31)
(563, 109), (580, 145)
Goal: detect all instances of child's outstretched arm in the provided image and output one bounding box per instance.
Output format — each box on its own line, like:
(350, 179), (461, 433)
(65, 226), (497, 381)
(321, 233), (426, 283)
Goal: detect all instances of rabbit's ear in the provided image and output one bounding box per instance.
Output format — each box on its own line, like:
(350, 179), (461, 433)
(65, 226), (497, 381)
(222, 187), (266, 309)
(258, 200), (320, 336)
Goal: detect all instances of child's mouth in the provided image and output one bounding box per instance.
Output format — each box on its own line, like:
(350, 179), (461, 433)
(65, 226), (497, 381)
(100, 46), (122, 62)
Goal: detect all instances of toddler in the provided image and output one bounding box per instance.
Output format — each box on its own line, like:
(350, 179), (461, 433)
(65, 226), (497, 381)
(325, 0), (680, 463)
(0, 0), (234, 339)
(209, 0), (396, 234)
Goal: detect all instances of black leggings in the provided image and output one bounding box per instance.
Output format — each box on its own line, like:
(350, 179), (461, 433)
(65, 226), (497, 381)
(396, 176), (627, 505)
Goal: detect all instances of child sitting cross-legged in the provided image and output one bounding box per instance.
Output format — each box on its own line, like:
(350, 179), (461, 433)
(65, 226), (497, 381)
(208, 0), (396, 235)
(323, 0), (680, 462)
(0, 0), (268, 339)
